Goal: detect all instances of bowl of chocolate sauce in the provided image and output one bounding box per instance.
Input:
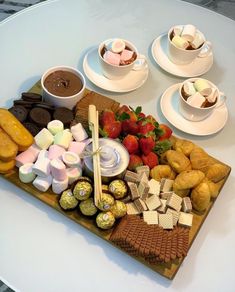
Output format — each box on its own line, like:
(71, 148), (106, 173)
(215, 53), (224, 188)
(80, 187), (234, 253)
(41, 66), (86, 110)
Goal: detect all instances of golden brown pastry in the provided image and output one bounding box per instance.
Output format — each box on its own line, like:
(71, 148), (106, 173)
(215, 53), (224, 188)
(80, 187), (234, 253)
(159, 152), (169, 165)
(0, 128), (18, 161)
(190, 147), (215, 173)
(191, 182), (211, 212)
(206, 163), (230, 183)
(0, 158), (15, 174)
(202, 178), (222, 199)
(150, 165), (176, 181)
(173, 170), (205, 190)
(168, 135), (177, 148)
(173, 187), (190, 198)
(173, 138), (195, 157)
(166, 150), (191, 173)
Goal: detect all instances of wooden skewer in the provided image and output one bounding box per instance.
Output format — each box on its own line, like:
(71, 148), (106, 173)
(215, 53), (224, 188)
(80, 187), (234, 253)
(88, 105), (102, 206)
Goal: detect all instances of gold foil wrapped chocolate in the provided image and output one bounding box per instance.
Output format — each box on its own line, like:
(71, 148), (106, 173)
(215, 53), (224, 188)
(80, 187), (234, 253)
(79, 198), (98, 216)
(96, 211), (115, 229)
(110, 200), (127, 218)
(97, 193), (115, 211)
(73, 181), (93, 200)
(59, 189), (79, 210)
(108, 179), (127, 199)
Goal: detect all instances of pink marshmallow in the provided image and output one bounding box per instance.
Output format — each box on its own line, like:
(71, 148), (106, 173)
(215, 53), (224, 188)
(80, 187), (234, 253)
(50, 158), (67, 181)
(48, 145), (66, 160)
(103, 51), (121, 65)
(68, 141), (87, 155)
(120, 49), (134, 62)
(15, 144), (40, 167)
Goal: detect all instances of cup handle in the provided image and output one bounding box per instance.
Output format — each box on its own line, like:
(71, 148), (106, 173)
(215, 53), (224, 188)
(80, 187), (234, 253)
(215, 92), (226, 108)
(132, 54), (147, 71)
(198, 41), (212, 58)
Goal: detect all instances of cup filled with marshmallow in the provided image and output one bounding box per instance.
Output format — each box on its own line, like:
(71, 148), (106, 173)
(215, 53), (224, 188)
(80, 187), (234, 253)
(98, 38), (147, 79)
(179, 78), (226, 121)
(167, 24), (212, 65)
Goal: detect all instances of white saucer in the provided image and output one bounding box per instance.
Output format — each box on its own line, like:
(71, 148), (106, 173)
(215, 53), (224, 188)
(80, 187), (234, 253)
(83, 47), (149, 93)
(151, 33), (213, 78)
(160, 83), (228, 136)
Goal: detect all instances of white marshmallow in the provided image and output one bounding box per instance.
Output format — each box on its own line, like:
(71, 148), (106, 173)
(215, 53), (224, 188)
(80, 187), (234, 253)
(19, 163), (36, 183)
(181, 24), (196, 42)
(172, 35), (189, 49)
(173, 26), (183, 36)
(187, 92), (206, 108)
(206, 88), (217, 103)
(34, 128), (54, 150)
(71, 123), (88, 142)
(54, 129), (73, 149)
(191, 32), (204, 49)
(52, 177), (69, 194)
(38, 150), (49, 160)
(33, 175), (53, 192)
(183, 82), (196, 96)
(62, 151), (81, 168)
(66, 167), (82, 185)
(194, 79), (210, 92)
(33, 156), (51, 177)
(50, 158), (67, 181)
(111, 39), (125, 53)
(47, 120), (64, 135)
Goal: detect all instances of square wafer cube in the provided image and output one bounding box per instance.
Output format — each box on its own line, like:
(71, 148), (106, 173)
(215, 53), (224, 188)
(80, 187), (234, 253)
(140, 172), (149, 185)
(157, 199), (167, 213)
(161, 191), (174, 200)
(138, 181), (150, 201)
(127, 182), (140, 200)
(145, 194), (162, 211)
(160, 178), (174, 192)
(182, 197), (192, 213)
(166, 208), (179, 226)
(159, 213), (173, 229)
(136, 165), (150, 178)
(134, 198), (147, 212)
(126, 202), (140, 215)
(166, 193), (182, 212)
(143, 211), (158, 225)
(148, 179), (160, 196)
(124, 170), (140, 183)
(178, 212), (193, 227)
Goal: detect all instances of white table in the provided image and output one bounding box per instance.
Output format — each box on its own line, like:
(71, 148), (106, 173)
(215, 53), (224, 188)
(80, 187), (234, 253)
(0, 1), (235, 291)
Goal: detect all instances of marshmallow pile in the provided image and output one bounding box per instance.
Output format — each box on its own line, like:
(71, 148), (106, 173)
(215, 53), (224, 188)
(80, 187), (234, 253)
(171, 24), (204, 50)
(103, 39), (135, 66)
(182, 79), (217, 108)
(16, 120), (90, 194)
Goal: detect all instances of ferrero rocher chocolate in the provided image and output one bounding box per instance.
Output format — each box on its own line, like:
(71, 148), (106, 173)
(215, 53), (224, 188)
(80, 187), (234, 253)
(97, 193), (115, 211)
(79, 198), (98, 216)
(59, 189), (79, 210)
(110, 200), (127, 218)
(96, 211), (115, 229)
(73, 181), (93, 200)
(102, 184), (110, 193)
(108, 179), (127, 199)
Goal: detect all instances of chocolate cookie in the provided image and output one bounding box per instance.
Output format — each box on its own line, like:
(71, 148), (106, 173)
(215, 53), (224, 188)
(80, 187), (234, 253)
(53, 107), (74, 126)
(21, 92), (42, 102)
(23, 122), (40, 136)
(9, 105), (28, 122)
(29, 107), (51, 127)
(34, 101), (55, 111)
(14, 99), (35, 108)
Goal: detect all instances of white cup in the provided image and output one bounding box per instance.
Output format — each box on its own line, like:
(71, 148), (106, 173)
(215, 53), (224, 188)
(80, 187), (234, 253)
(168, 25), (212, 65)
(98, 38), (147, 80)
(41, 65), (86, 110)
(179, 78), (226, 122)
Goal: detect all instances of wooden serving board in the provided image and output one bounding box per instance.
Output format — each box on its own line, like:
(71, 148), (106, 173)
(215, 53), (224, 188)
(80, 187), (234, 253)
(1, 82), (231, 279)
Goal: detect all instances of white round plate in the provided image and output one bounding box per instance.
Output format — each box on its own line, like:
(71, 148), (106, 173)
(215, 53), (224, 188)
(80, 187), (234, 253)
(160, 83), (228, 136)
(151, 33), (213, 78)
(83, 47), (149, 93)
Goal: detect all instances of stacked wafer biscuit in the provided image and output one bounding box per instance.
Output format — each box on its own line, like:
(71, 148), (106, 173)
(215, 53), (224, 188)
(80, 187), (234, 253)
(110, 215), (189, 263)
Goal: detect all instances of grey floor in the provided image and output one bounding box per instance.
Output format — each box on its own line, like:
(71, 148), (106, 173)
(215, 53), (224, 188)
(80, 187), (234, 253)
(0, 0), (234, 291)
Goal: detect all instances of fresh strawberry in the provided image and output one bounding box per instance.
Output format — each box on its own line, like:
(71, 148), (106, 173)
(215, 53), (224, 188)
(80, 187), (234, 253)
(141, 152), (159, 169)
(116, 105), (129, 115)
(99, 109), (115, 127)
(139, 136), (155, 155)
(138, 121), (155, 136)
(128, 154), (143, 171)
(138, 112), (146, 119)
(127, 110), (137, 122)
(100, 121), (121, 139)
(145, 115), (157, 124)
(158, 124), (172, 141)
(122, 135), (139, 154)
(121, 119), (139, 135)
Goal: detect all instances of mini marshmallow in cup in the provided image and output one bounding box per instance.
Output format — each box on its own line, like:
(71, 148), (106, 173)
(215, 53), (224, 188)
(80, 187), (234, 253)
(181, 24), (196, 42)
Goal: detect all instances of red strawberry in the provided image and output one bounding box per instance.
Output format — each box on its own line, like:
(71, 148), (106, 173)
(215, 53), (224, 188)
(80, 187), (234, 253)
(141, 152), (159, 169)
(139, 137), (155, 155)
(116, 105), (129, 115)
(121, 119), (139, 135)
(158, 124), (172, 141)
(138, 112), (146, 119)
(127, 110), (137, 122)
(128, 154), (143, 171)
(99, 109), (115, 127)
(100, 121), (121, 139)
(145, 115), (157, 124)
(138, 122), (155, 136)
(122, 135), (139, 154)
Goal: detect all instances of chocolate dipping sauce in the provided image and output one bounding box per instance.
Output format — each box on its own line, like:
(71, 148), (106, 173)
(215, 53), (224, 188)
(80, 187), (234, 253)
(44, 70), (83, 97)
